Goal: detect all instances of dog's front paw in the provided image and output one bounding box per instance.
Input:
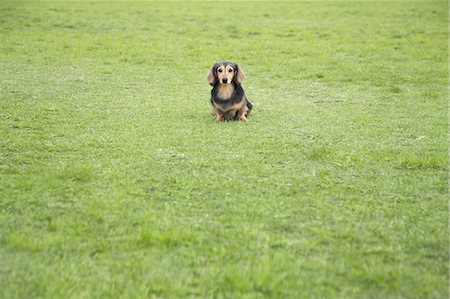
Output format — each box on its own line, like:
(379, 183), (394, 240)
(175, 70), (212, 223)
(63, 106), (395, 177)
(215, 114), (225, 122)
(238, 114), (248, 122)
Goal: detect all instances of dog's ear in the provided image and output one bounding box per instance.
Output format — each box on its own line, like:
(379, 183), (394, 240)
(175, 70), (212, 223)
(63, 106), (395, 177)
(206, 64), (218, 86)
(235, 64), (245, 85)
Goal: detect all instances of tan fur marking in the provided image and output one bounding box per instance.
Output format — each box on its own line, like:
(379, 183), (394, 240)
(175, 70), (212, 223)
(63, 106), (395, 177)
(217, 63), (235, 85)
(215, 111), (225, 121)
(236, 66), (245, 84)
(213, 95), (245, 113)
(237, 104), (249, 121)
(227, 101), (245, 112)
(206, 68), (215, 85)
(217, 84), (234, 99)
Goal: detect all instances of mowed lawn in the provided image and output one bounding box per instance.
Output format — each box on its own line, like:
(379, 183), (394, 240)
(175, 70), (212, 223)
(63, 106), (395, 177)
(0, 0), (448, 298)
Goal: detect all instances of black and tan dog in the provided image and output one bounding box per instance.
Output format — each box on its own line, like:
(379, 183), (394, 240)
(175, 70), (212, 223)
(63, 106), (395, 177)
(207, 61), (253, 121)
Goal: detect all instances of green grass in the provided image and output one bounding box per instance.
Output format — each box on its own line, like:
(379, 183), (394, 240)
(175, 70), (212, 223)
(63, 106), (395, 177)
(0, 0), (448, 298)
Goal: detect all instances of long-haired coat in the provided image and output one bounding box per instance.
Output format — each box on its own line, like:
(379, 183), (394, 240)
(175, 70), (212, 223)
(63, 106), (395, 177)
(207, 61), (253, 121)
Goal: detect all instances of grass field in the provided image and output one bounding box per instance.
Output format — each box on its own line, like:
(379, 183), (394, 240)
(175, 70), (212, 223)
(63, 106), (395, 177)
(0, 0), (448, 298)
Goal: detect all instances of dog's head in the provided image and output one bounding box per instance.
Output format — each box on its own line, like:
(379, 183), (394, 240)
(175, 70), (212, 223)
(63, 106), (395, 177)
(207, 61), (245, 86)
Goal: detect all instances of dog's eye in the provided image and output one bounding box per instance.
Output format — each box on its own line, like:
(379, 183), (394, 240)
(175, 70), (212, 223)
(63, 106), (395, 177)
(228, 69), (233, 73)
(218, 69), (223, 73)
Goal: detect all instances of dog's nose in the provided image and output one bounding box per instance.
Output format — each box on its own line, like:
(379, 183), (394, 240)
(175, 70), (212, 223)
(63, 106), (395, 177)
(222, 78), (228, 83)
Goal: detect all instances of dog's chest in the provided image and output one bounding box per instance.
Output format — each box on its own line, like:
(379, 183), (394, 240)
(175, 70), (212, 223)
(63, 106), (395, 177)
(216, 85), (234, 100)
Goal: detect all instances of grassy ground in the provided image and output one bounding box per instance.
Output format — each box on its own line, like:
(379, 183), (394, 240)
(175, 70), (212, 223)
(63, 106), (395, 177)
(0, 0), (448, 298)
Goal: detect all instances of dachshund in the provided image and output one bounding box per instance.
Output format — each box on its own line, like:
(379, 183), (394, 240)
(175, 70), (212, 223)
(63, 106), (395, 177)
(206, 61), (253, 122)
